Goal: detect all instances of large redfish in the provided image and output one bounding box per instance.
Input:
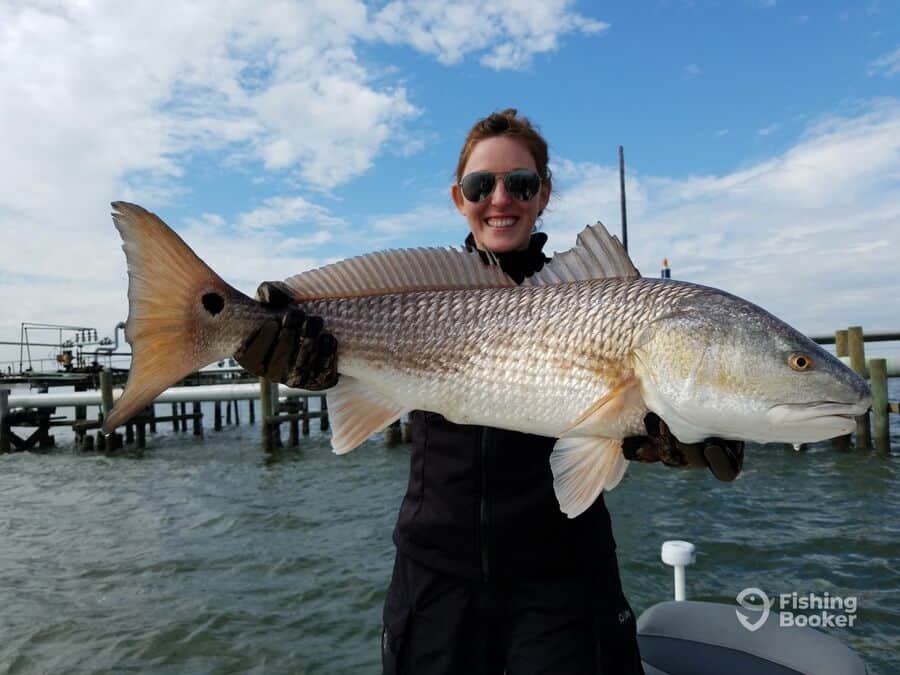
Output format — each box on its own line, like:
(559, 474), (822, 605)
(103, 203), (870, 517)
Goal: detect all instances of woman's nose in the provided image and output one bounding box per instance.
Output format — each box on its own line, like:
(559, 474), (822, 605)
(490, 178), (512, 206)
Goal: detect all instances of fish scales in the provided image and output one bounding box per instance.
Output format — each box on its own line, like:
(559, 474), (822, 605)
(300, 277), (706, 438)
(103, 203), (872, 517)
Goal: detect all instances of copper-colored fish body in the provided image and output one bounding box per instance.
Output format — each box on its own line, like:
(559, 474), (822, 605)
(105, 202), (870, 518)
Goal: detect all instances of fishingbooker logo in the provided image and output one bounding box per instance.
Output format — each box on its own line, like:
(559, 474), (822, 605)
(735, 587), (858, 631)
(735, 587), (771, 632)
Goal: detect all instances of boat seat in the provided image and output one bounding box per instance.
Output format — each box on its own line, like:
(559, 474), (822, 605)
(637, 601), (867, 675)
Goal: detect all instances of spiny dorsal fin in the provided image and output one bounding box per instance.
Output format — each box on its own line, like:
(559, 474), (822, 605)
(523, 222), (639, 286)
(281, 221), (639, 301)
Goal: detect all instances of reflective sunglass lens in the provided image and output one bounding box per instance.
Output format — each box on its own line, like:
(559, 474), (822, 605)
(460, 172), (497, 202)
(505, 170), (541, 201)
(459, 170), (541, 202)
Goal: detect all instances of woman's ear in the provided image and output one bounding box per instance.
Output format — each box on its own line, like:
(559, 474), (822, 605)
(451, 183), (465, 213)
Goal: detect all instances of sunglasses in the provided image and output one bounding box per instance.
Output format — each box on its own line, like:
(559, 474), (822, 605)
(458, 169), (542, 203)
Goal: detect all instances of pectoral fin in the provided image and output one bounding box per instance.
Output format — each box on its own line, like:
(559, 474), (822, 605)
(326, 377), (409, 455)
(550, 437), (627, 519)
(551, 377), (642, 518)
(561, 375), (642, 437)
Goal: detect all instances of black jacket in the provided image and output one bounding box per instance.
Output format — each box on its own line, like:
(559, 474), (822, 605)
(392, 232), (617, 581)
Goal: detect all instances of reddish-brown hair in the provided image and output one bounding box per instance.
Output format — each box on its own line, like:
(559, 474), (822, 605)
(455, 108), (552, 184)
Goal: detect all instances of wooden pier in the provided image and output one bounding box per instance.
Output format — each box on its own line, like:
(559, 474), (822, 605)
(826, 326), (898, 453)
(0, 371), (329, 454)
(1, 325), (896, 455)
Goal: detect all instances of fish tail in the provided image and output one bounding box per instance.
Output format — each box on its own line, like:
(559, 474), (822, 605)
(102, 202), (262, 433)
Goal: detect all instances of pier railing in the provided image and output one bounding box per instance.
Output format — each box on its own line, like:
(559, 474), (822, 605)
(0, 373), (327, 453)
(1, 325), (896, 455)
(819, 326), (897, 453)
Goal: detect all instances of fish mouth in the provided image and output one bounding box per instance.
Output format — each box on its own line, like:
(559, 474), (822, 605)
(763, 399), (871, 443)
(767, 399), (872, 424)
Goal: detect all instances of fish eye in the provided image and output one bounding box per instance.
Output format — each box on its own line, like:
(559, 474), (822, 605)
(202, 292), (225, 316)
(788, 353), (813, 372)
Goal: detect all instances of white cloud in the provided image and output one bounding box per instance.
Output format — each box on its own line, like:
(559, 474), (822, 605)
(539, 100), (900, 335)
(757, 123), (780, 136)
(0, 0), (603, 367)
(236, 196), (344, 231)
(684, 63), (701, 79)
(868, 46), (900, 77)
(372, 0), (608, 70)
(368, 200), (461, 245)
(330, 99), (900, 339)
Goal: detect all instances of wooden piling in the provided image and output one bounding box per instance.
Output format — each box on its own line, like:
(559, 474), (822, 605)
(249, 399), (255, 425)
(402, 420), (412, 443)
(0, 388), (9, 453)
(384, 419), (402, 446)
(288, 397), (300, 447)
(302, 398), (310, 436)
(214, 401), (222, 431)
(171, 403), (179, 432)
(834, 330), (849, 358)
(260, 377), (273, 451)
(870, 358), (890, 453)
(74, 382), (87, 444)
(234, 400), (240, 425)
(193, 401), (203, 437)
(179, 402), (187, 432)
(271, 380), (281, 448)
(831, 329), (852, 450)
(226, 399), (232, 425)
(136, 419), (146, 448)
(125, 423), (134, 444)
(148, 404), (157, 433)
(100, 369), (120, 450)
(81, 433), (94, 451)
(847, 327), (871, 449)
(320, 395), (329, 431)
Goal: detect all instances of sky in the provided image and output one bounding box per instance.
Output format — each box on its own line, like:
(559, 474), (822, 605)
(1, 0), (899, 371)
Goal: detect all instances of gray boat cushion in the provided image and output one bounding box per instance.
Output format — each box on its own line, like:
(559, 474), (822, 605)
(637, 601), (866, 675)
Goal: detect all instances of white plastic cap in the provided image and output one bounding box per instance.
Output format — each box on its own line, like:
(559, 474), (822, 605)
(661, 540), (696, 567)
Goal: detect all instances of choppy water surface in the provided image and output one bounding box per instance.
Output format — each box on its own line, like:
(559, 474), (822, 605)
(1, 384), (898, 674)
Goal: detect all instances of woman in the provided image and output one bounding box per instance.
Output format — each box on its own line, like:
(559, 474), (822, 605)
(236, 109), (743, 674)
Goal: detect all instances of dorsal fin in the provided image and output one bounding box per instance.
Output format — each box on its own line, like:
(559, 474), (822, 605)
(523, 222), (639, 285)
(281, 221), (639, 301)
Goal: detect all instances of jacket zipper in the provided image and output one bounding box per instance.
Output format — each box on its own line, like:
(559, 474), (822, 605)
(480, 427), (490, 582)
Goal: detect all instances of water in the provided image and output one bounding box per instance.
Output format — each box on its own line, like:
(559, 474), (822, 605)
(1, 386), (899, 674)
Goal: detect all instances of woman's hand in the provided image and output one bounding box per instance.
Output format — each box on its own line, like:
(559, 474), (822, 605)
(622, 413), (744, 482)
(234, 281), (339, 390)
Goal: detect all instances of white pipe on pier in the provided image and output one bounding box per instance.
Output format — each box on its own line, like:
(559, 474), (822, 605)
(6, 383), (318, 409)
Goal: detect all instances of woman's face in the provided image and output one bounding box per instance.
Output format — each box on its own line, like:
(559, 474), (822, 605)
(451, 136), (550, 253)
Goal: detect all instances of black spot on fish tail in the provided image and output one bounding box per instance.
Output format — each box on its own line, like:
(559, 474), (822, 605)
(202, 292), (225, 315)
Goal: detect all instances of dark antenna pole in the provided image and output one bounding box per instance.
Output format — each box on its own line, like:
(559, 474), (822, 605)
(618, 145), (628, 252)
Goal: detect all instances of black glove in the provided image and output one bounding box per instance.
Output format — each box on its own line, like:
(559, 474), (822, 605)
(622, 412), (744, 482)
(234, 281), (339, 390)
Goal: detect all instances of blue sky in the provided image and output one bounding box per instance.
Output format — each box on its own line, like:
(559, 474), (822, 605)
(1, 1), (898, 370)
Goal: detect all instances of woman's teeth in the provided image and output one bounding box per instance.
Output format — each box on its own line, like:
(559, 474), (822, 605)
(485, 217), (517, 228)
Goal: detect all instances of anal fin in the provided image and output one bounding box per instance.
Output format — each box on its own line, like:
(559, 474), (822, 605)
(551, 376), (642, 518)
(550, 437), (627, 519)
(326, 377), (408, 454)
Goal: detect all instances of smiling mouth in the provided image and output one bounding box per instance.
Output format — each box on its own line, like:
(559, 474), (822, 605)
(485, 217), (518, 229)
